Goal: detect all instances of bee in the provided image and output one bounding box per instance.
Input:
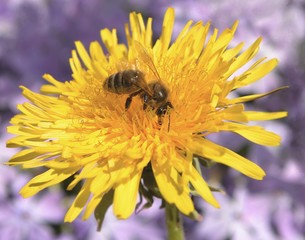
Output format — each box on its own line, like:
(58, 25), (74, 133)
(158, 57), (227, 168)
(103, 42), (173, 130)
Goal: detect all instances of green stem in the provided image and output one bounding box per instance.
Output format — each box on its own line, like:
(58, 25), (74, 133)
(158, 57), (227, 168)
(165, 202), (185, 240)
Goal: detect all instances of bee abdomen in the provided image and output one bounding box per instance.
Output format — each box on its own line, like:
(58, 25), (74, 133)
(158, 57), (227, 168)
(103, 70), (140, 94)
(103, 71), (124, 94)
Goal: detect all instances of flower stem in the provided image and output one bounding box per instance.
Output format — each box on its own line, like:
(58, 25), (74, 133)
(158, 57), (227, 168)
(165, 202), (185, 240)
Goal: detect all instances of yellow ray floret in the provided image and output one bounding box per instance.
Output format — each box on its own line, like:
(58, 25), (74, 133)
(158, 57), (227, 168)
(6, 7), (287, 223)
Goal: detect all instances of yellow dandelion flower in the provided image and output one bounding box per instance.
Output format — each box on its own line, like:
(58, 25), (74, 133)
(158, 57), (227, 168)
(6, 7), (287, 225)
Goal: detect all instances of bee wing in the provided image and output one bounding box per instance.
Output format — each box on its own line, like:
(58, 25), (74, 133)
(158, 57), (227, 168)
(133, 41), (162, 83)
(132, 71), (154, 96)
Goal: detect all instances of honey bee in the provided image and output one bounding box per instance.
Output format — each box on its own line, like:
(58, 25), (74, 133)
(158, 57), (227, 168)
(103, 42), (173, 130)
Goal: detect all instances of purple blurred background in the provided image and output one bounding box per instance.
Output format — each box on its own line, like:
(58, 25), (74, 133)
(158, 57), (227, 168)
(1, 0), (304, 239)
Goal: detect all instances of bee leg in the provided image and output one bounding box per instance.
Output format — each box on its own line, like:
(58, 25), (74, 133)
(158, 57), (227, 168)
(156, 102), (173, 131)
(125, 90), (143, 110)
(157, 115), (163, 125)
(142, 94), (149, 110)
(157, 114), (171, 131)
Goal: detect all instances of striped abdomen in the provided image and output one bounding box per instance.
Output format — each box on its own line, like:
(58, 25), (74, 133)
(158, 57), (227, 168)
(103, 70), (144, 94)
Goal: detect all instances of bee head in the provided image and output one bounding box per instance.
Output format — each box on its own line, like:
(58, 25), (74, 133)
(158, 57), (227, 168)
(142, 82), (170, 110)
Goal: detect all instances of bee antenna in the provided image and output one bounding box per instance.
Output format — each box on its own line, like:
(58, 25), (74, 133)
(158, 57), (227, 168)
(167, 114), (171, 132)
(166, 102), (173, 132)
